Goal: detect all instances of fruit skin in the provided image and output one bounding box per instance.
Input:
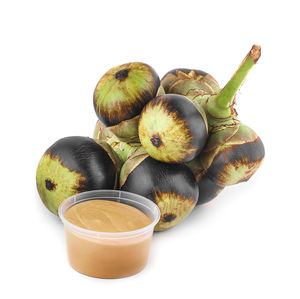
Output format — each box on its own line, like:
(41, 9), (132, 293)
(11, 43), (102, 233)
(93, 62), (160, 127)
(161, 68), (220, 96)
(36, 136), (119, 215)
(186, 157), (224, 205)
(138, 94), (208, 163)
(120, 150), (198, 231)
(96, 84), (165, 143)
(187, 124), (265, 188)
(196, 174), (224, 205)
(202, 125), (265, 186)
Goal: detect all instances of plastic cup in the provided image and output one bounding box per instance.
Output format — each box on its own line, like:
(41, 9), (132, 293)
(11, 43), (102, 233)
(58, 190), (160, 279)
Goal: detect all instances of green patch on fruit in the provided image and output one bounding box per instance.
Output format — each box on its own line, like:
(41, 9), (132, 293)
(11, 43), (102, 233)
(154, 191), (196, 232)
(139, 98), (195, 162)
(36, 153), (85, 215)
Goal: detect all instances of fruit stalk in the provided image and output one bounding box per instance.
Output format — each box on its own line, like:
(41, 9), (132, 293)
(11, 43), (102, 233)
(207, 45), (261, 118)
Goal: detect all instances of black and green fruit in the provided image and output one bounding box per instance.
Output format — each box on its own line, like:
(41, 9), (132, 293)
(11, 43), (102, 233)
(93, 62), (160, 127)
(138, 94), (208, 163)
(187, 123), (265, 188)
(200, 124), (265, 186)
(36, 136), (120, 215)
(161, 68), (220, 96)
(120, 149), (199, 231)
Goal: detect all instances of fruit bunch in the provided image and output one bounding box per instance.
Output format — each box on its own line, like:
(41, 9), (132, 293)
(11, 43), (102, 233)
(36, 45), (265, 231)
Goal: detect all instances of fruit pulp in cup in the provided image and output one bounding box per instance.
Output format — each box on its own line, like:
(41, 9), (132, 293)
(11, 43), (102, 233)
(62, 199), (154, 278)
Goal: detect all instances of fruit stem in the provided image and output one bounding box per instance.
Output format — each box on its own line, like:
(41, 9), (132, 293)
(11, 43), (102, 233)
(207, 45), (261, 118)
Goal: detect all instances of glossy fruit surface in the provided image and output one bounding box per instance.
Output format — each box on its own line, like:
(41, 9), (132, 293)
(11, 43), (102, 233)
(36, 136), (119, 215)
(93, 62), (160, 127)
(196, 174), (224, 205)
(204, 126), (265, 186)
(138, 94), (208, 163)
(186, 156), (224, 205)
(189, 124), (265, 187)
(120, 151), (198, 231)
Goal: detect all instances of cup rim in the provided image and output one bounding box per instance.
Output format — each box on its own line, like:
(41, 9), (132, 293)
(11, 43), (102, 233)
(58, 190), (161, 239)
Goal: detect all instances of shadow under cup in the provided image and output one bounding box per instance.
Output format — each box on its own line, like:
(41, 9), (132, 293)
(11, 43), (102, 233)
(58, 190), (160, 279)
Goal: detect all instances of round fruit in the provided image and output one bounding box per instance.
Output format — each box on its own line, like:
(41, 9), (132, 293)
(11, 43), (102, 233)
(203, 126), (265, 186)
(36, 136), (119, 215)
(138, 94), (208, 163)
(120, 151), (198, 231)
(93, 62), (160, 127)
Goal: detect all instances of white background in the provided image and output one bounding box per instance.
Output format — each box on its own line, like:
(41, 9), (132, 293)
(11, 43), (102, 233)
(1, 0), (299, 298)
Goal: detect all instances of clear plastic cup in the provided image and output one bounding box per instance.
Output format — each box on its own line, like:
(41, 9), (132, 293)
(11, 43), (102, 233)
(58, 190), (160, 279)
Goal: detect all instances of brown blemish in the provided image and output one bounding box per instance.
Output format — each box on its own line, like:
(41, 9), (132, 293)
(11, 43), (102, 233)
(45, 179), (56, 191)
(115, 69), (129, 81)
(163, 213), (177, 222)
(150, 135), (162, 148)
(249, 45), (261, 63)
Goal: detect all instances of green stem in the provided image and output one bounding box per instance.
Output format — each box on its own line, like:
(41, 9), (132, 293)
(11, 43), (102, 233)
(207, 45), (261, 118)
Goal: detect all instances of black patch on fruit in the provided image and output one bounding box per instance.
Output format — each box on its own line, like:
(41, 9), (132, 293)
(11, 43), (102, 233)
(206, 137), (265, 185)
(115, 69), (129, 81)
(163, 213), (176, 222)
(121, 156), (199, 204)
(196, 174), (224, 205)
(47, 136), (117, 191)
(161, 68), (208, 80)
(150, 135), (162, 147)
(45, 179), (56, 191)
